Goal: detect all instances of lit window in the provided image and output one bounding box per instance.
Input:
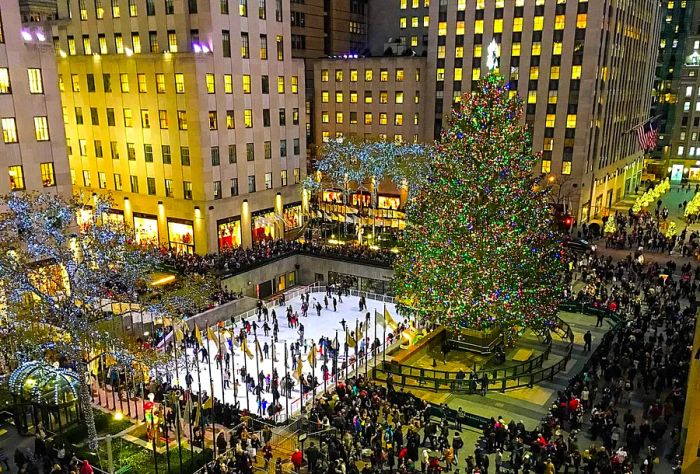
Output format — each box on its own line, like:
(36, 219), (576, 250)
(8, 166), (24, 190)
(364, 112), (373, 125)
(177, 110), (187, 130)
(335, 112), (343, 124)
(224, 74), (233, 93)
(364, 91), (373, 103)
(321, 69), (329, 82)
(553, 42), (563, 55)
(395, 91), (404, 103)
(562, 161), (572, 175)
(34, 116), (49, 141)
(400, 17), (407, 29)
(175, 73), (185, 93)
(554, 15), (565, 30)
(529, 67), (539, 80)
(156, 74), (166, 93)
(380, 69), (389, 82)
(350, 69), (358, 82)
(291, 76), (298, 93)
(243, 75), (251, 93)
(350, 91), (358, 103)
(27, 69), (44, 94)
(41, 163), (55, 187)
(321, 111), (329, 123)
(423, 16), (429, 27)
(455, 46), (464, 58)
(545, 114), (556, 127)
(138, 73), (147, 92)
(380, 91), (388, 103)
(277, 76), (285, 93)
(394, 113), (403, 126)
(159, 110), (168, 128)
(72, 74), (80, 92)
(335, 91), (344, 103)
(209, 111), (218, 130)
(244, 109), (253, 127)
(321, 91), (329, 103)
(550, 66), (560, 79)
(438, 21), (447, 36)
(379, 113), (387, 125)
(396, 69), (404, 81)
(120, 73), (129, 92)
(1, 118), (18, 143)
(541, 160), (551, 174)
(412, 17), (419, 28)
(206, 73), (215, 93)
(335, 70), (343, 82)
(123, 108), (133, 127)
(474, 20), (483, 34)
(472, 68), (480, 80)
(566, 115), (577, 128)
(571, 66), (582, 79)
(513, 18), (523, 32)
(527, 91), (537, 104)
(168, 31), (178, 52)
(576, 13), (587, 29)
(132, 33), (141, 53)
(0, 68), (10, 93)
(365, 69), (373, 81)
(534, 16), (544, 30)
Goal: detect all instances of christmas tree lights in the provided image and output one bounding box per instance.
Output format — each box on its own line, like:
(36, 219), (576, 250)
(393, 74), (564, 337)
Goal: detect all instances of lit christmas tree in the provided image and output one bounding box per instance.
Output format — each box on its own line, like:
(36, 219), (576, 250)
(394, 74), (563, 337)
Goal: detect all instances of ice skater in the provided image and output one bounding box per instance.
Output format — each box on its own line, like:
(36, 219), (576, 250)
(333, 297), (337, 312)
(316, 302), (322, 316)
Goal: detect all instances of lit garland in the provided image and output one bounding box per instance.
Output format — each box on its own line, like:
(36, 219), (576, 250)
(633, 178), (670, 214)
(393, 73), (564, 337)
(604, 218), (617, 235)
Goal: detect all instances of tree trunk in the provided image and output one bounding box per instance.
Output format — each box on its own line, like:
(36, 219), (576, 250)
(79, 367), (99, 450)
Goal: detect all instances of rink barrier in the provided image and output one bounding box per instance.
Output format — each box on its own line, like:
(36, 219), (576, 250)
(372, 315), (576, 394)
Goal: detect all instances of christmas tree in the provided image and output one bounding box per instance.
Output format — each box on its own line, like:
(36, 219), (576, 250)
(394, 74), (563, 337)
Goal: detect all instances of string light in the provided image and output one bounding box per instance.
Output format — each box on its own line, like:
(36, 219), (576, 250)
(394, 73), (564, 337)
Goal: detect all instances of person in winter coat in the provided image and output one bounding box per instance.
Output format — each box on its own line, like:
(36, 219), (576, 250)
(291, 449), (303, 473)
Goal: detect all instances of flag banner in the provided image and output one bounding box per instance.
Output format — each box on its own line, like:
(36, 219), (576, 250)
(376, 309), (385, 328)
(175, 326), (185, 343)
(294, 355), (303, 380)
(634, 118), (659, 151)
(207, 326), (217, 342)
(307, 343), (316, 365)
(255, 338), (264, 362)
(242, 338), (254, 360)
(346, 330), (356, 348)
(195, 326), (203, 346)
(384, 306), (398, 330)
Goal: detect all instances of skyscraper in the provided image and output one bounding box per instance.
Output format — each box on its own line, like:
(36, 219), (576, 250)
(0, 1), (71, 196)
(45, 0), (307, 254)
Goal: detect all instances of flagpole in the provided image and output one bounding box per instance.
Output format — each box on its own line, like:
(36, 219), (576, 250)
(182, 332), (195, 466)
(383, 305), (387, 364)
(311, 343), (317, 402)
(231, 331), (238, 403)
(333, 330), (338, 384)
(193, 330), (204, 446)
(373, 310), (378, 376)
(171, 325), (184, 473)
(354, 319), (359, 377)
(243, 337), (250, 413)
(217, 325), (226, 412)
(344, 334), (349, 381)
(298, 353), (304, 417)
(254, 335), (262, 416)
(205, 322), (217, 458)
(284, 342), (290, 422)
(323, 339), (328, 394)
(364, 314), (369, 378)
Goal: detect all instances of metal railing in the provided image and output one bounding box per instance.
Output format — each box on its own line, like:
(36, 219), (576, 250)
(373, 316), (575, 394)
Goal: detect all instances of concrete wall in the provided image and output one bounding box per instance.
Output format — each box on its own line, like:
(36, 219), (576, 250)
(220, 253), (394, 297)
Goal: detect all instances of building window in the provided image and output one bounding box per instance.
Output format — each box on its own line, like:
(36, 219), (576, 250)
(226, 110), (235, 129)
(127, 142), (136, 160)
(294, 167), (300, 184)
(380, 69), (388, 82)
(280, 139), (287, 156)
(0, 68), (10, 93)
(40, 163), (55, 187)
(244, 109), (253, 127)
(209, 111), (218, 130)
(99, 34), (108, 53)
(175, 73), (185, 93)
(221, 0), (229, 13)
(94, 140), (103, 157)
(103, 73), (112, 92)
(281, 170), (288, 186)
(1, 118), (18, 143)
(120, 73), (130, 92)
(8, 166), (25, 190)
(276, 35), (284, 60)
(75, 107), (84, 125)
(177, 110), (188, 130)
(79, 139), (88, 156)
(114, 173), (122, 190)
(159, 110), (168, 128)
(27, 69), (44, 94)
(230, 178), (239, 196)
(34, 116), (49, 141)
(147, 177), (156, 195)
(141, 109), (150, 128)
(183, 181), (192, 199)
(137, 73), (147, 92)
(265, 172), (272, 189)
(248, 175), (256, 193)
(129, 175), (138, 193)
(162, 145), (171, 163)
(167, 31), (177, 52)
(562, 160), (572, 175)
(115, 34), (124, 53)
(291, 76), (298, 93)
(229, 144), (237, 163)
(211, 146), (220, 165)
(247, 143), (255, 161)
(81, 170), (90, 187)
(110, 141), (119, 159)
(71, 74), (80, 92)
(395, 69), (404, 81)
(181, 146), (190, 165)
(123, 108), (133, 127)
(112, 0), (121, 17)
(240, 32), (249, 58)
(164, 179), (173, 197)
(224, 74), (233, 93)
(240, 0), (247, 16)
(214, 180), (222, 199)
(260, 34), (268, 59)
(149, 31), (159, 53)
(144, 144), (154, 162)
(277, 76), (285, 93)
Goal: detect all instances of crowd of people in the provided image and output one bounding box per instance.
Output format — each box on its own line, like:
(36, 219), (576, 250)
(157, 240), (396, 277)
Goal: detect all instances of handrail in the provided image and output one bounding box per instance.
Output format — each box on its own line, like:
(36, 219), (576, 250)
(375, 315), (576, 393)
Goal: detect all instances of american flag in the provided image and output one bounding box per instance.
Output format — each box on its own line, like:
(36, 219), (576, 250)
(633, 118), (659, 152)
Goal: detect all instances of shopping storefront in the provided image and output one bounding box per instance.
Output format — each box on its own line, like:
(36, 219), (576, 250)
(283, 202), (303, 231)
(133, 213), (159, 247)
(167, 218), (195, 254)
(217, 216), (242, 250)
(104, 209), (125, 230)
(252, 208), (277, 242)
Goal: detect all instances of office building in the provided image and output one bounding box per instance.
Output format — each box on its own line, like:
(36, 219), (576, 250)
(46, 0), (307, 254)
(368, 0), (429, 57)
(0, 1), (71, 196)
(662, 2), (700, 183)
